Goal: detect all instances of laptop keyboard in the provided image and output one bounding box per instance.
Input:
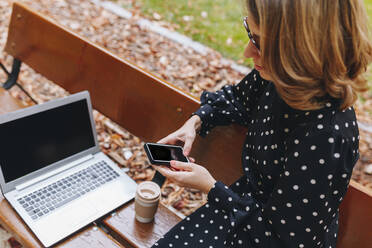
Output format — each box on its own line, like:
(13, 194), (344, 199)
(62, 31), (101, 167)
(16, 160), (120, 221)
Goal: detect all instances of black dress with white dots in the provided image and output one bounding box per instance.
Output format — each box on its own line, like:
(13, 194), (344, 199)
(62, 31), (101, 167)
(151, 69), (359, 248)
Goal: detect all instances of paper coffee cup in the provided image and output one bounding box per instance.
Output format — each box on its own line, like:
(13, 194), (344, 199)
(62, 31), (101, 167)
(135, 181), (161, 223)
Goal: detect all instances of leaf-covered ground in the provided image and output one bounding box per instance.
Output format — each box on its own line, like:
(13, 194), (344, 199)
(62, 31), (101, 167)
(0, 0), (371, 246)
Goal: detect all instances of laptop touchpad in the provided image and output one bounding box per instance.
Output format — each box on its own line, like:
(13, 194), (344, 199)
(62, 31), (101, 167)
(36, 198), (98, 232)
(64, 199), (98, 226)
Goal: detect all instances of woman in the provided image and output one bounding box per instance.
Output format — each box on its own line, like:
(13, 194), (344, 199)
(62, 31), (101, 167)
(151, 0), (372, 247)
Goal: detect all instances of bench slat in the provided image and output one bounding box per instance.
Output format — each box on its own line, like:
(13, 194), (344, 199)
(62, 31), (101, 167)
(337, 180), (372, 248)
(103, 202), (181, 248)
(57, 225), (125, 248)
(0, 194), (43, 248)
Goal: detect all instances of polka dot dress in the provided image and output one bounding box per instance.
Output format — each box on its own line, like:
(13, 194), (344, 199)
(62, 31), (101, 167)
(152, 70), (359, 248)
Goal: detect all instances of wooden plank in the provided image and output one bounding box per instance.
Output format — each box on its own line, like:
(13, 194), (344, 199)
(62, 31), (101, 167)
(0, 194), (43, 248)
(57, 225), (125, 248)
(103, 202), (181, 248)
(4, 2), (245, 185)
(337, 180), (372, 248)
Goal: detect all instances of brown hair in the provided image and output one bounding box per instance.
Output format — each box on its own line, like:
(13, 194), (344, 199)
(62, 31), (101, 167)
(246, 0), (372, 110)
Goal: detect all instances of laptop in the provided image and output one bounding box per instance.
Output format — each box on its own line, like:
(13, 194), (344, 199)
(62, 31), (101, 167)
(0, 91), (137, 247)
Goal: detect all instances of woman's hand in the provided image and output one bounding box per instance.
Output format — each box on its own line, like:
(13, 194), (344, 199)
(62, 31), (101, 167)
(153, 160), (216, 194)
(157, 115), (201, 156)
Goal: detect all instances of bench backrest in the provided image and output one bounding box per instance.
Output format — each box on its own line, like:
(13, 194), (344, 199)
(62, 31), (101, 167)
(4, 3), (372, 247)
(5, 2), (246, 185)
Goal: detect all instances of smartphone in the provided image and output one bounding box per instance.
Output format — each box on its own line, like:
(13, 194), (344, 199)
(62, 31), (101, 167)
(144, 143), (189, 166)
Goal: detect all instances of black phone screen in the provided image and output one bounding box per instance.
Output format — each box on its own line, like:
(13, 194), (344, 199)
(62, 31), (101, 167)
(147, 144), (188, 162)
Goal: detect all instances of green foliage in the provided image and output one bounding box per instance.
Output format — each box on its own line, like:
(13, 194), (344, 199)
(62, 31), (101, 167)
(128, 0), (251, 65)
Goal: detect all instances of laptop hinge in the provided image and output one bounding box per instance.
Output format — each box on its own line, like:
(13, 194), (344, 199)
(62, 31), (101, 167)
(15, 154), (94, 192)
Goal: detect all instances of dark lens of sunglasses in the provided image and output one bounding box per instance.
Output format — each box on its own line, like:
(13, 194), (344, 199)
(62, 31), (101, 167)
(243, 18), (260, 50)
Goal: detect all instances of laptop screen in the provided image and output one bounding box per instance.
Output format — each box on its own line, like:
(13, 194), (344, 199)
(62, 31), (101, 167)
(0, 99), (95, 183)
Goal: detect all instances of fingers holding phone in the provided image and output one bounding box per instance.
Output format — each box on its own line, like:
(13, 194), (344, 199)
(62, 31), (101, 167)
(144, 143), (190, 167)
(155, 160), (216, 194)
(157, 115), (201, 156)
(144, 143), (216, 193)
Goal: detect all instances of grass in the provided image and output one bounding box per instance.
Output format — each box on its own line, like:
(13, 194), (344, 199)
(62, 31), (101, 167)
(118, 0), (250, 64)
(365, 0), (372, 21)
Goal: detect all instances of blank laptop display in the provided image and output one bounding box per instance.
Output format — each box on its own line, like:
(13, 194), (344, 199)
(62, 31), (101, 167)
(0, 99), (95, 183)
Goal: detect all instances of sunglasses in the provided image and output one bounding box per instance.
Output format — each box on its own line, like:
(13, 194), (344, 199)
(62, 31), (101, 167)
(243, 16), (260, 51)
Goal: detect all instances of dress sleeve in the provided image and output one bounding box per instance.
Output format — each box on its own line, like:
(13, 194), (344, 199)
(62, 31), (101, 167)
(207, 126), (357, 247)
(193, 70), (265, 136)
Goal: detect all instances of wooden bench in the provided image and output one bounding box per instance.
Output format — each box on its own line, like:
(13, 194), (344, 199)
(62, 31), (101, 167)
(1, 2), (371, 247)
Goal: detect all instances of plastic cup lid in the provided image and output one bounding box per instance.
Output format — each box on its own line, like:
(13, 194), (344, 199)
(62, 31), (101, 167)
(137, 181), (161, 200)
